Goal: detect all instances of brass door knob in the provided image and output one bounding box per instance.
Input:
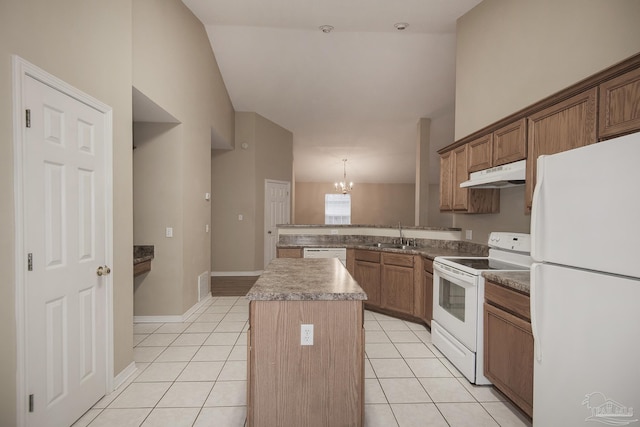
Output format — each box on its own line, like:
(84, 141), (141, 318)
(96, 265), (112, 276)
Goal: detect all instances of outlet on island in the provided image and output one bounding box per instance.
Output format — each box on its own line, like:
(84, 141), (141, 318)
(301, 324), (314, 346)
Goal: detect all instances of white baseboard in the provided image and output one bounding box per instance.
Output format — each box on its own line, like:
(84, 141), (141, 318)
(113, 361), (137, 391)
(211, 270), (263, 277)
(133, 294), (213, 323)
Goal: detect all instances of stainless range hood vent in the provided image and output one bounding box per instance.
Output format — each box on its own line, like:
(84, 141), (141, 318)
(460, 160), (526, 189)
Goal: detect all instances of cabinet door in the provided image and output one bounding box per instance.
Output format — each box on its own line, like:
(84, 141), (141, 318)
(354, 260), (380, 306)
(493, 118), (527, 166)
(452, 144), (469, 211)
(526, 88), (597, 209)
(484, 303), (533, 417)
(439, 151), (453, 211)
(599, 67), (640, 139)
(468, 134), (493, 172)
(381, 264), (414, 315)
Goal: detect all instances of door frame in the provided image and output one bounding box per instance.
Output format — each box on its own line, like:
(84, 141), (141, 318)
(264, 179), (291, 268)
(12, 56), (114, 426)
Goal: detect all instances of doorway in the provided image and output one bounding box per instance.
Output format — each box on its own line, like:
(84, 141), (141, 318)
(264, 180), (291, 268)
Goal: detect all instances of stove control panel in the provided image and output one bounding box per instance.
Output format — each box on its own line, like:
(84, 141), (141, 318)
(488, 232), (531, 253)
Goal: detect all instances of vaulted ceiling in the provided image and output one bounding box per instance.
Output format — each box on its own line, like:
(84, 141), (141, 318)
(183, 0), (482, 184)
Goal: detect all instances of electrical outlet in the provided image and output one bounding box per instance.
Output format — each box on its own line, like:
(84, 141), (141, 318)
(166, 227), (173, 238)
(301, 324), (314, 346)
(330, 229), (338, 235)
(465, 230), (473, 240)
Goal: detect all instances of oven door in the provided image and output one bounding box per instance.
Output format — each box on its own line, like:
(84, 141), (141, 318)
(432, 262), (478, 351)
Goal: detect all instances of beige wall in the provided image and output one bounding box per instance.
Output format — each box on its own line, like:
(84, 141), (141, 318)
(254, 114), (295, 267)
(133, 0), (235, 315)
(0, 1), (133, 424)
(416, 118), (431, 226)
(452, 0), (640, 243)
(212, 112), (293, 272)
(427, 184), (454, 228)
(133, 123), (184, 315)
(295, 183), (415, 226)
(455, 0), (640, 141)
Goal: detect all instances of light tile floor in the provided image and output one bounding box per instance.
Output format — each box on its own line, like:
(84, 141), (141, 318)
(73, 296), (532, 427)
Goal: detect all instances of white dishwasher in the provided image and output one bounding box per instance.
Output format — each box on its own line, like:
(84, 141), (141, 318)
(303, 248), (347, 266)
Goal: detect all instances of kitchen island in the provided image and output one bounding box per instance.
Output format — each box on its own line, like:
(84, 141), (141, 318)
(246, 258), (367, 427)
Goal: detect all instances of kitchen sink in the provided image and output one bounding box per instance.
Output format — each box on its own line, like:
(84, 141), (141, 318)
(368, 242), (415, 250)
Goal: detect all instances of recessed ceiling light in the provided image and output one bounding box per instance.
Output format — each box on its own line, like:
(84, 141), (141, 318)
(319, 25), (334, 33)
(394, 22), (409, 31)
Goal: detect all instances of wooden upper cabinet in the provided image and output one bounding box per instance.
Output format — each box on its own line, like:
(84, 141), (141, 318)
(526, 88), (597, 210)
(468, 119), (526, 173)
(439, 151), (453, 211)
(599, 67), (640, 139)
(468, 134), (493, 173)
(452, 144), (469, 211)
(493, 118), (527, 166)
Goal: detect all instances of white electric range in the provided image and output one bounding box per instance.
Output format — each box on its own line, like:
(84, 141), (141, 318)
(431, 232), (531, 385)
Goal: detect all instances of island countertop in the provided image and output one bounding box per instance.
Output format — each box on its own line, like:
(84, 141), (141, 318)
(246, 258), (367, 301)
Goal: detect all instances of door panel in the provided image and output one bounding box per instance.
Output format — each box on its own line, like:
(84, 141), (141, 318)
(25, 75), (108, 427)
(264, 180), (291, 268)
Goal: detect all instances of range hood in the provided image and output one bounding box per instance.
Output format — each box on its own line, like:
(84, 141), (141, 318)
(460, 160), (526, 189)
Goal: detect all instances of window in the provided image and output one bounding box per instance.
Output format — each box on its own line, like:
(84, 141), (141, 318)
(325, 194), (351, 224)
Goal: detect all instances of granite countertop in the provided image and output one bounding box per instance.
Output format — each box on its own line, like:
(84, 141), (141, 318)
(277, 242), (486, 260)
(133, 245), (154, 264)
(482, 271), (530, 295)
(247, 258), (367, 302)
(277, 224), (461, 231)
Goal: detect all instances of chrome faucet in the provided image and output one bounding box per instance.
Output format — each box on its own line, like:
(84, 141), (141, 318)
(398, 221), (404, 245)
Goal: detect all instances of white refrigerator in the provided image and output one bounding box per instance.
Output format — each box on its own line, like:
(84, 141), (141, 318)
(531, 131), (640, 427)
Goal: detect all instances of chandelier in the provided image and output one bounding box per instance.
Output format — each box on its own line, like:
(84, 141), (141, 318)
(334, 159), (354, 194)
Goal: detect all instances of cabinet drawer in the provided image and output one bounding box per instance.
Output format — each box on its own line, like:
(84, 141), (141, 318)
(354, 249), (380, 263)
(382, 253), (414, 268)
(485, 281), (530, 321)
(423, 257), (433, 274)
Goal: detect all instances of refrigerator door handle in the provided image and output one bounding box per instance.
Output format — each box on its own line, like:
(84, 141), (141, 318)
(530, 263), (542, 362)
(530, 155), (546, 261)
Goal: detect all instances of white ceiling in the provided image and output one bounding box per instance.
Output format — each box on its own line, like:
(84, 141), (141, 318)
(183, 0), (481, 184)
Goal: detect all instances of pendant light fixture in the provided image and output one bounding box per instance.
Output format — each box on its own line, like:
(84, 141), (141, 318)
(334, 159), (354, 194)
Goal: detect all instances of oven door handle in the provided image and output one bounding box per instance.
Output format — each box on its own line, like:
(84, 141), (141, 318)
(434, 265), (476, 289)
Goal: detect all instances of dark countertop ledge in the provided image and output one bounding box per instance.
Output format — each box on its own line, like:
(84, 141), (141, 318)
(482, 271), (530, 295)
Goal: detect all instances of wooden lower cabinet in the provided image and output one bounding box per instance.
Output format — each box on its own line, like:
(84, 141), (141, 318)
(248, 300), (364, 427)
(351, 249), (433, 325)
(353, 250), (381, 306)
(423, 258), (434, 326)
(380, 256), (414, 316)
(484, 282), (533, 418)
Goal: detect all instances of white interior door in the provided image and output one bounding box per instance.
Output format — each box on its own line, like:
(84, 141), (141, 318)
(24, 74), (110, 427)
(264, 180), (291, 267)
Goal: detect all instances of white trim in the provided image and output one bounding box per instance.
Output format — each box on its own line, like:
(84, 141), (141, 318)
(12, 56), (115, 427)
(211, 270), (263, 277)
(133, 294), (213, 323)
(112, 362), (137, 391)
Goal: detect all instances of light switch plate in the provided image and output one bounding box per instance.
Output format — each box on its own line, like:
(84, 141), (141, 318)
(465, 230), (472, 240)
